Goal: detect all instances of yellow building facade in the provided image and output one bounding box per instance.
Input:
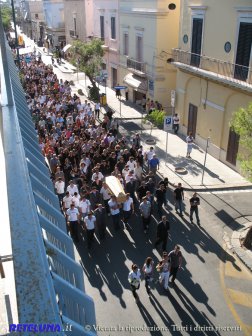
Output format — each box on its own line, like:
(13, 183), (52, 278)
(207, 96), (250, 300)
(118, 0), (180, 109)
(172, 0), (252, 171)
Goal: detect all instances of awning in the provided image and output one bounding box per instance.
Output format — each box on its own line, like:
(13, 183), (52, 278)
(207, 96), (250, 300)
(123, 73), (147, 93)
(63, 44), (72, 53)
(19, 47), (33, 55)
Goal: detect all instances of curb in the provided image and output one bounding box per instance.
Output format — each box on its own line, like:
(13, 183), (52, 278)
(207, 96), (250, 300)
(231, 222), (252, 272)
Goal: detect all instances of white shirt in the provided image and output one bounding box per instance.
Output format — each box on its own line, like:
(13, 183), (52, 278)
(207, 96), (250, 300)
(91, 172), (104, 182)
(63, 195), (72, 209)
(173, 115), (180, 125)
(84, 215), (96, 230)
(128, 270), (141, 287)
(72, 194), (80, 207)
(67, 184), (79, 196)
(127, 160), (136, 171)
(146, 150), (155, 161)
(66, 208), (79, 221)
(108, 199), (120, 215)
(79, 199), (91, 214)
(55, 181), (65, 194)
(100, 187), (111, 201)
(123, 197), (133, 211)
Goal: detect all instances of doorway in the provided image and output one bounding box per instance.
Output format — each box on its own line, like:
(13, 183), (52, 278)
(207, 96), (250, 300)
(111, 67), (117, 89)
(188, 103), (198, 138)
(226, 129), (239, 165)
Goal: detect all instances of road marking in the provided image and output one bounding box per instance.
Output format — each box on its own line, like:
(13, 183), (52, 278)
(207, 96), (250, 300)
(227, 288), (252, 308)
(220, 246), (252, 336)
(225, 260), (252, 280)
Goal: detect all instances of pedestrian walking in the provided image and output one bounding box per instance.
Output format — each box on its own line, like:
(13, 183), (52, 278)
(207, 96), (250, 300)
(84, 212), (96, 249)
(173, 113), (180, 134)
(142, 257), (154, 296)
(122, 193), (134, 230)
(128, 264), (141, 302)
(190, 192), (200, 226)
(173, 183), (184, 217)
(94, 204), (107, 239)
(154, 215), (170, 251)
(95, 101), (101, 120)
(108, 196), (121, 231)
(156, 252), (170, 291)
(55, 177), (65, 206)
(168, 245), (183, 285)
(149, 154), (160, 175)
(155, 184), (166, 217)
(139, 197), (152, 233)
(186, 132), (194, 158)
(66, 203), (80, 243)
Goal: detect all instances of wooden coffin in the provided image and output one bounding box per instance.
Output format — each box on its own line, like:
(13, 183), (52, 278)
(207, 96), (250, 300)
(105, 176), (127, 203)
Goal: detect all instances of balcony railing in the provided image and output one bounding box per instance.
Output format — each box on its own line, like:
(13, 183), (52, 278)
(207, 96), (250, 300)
(126, 57), (146, 74)
(172, 48), (252, 87)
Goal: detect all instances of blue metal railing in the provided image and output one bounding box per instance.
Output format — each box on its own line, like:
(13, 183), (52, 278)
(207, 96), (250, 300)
(0, 18), (96, 336)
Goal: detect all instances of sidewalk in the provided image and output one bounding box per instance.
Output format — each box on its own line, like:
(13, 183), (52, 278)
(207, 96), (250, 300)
(72, 77), (251, 191)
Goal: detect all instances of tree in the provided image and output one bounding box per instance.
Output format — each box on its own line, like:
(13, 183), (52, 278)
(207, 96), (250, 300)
(70, 39), (104, 101)
(1, 5), (12, 31)
(230, 102), (252, 181)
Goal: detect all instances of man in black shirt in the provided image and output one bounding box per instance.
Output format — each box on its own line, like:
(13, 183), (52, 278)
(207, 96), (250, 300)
(173, 183), (184, 216)
(190, 192), (200, 225)
(156, 185), (166, 217)
(155, 215), (170, 251)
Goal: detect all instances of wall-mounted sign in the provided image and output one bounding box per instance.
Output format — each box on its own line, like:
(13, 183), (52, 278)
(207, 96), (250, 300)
(183, 34), (188, 44)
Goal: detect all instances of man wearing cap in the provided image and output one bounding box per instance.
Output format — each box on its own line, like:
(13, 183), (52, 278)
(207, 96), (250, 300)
(66, 203), (80, 242)
(84, 212), (96, 249)
(55, 177), (65, 206)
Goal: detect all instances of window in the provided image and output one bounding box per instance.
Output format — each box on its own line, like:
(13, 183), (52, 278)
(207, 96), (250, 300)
(190, 18), (203, 67)
(234, 22), (252, 81)
(100, 16), (104, 41)
(123, 33), (129, 56)
(111, 17), (116, 39)
(136, 35), (143, 62)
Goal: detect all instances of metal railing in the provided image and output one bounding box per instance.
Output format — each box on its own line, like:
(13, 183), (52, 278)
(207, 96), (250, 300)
(0, 19), (96, 336)
(126, 57), (146, 73)
(172, 48), (252, 86)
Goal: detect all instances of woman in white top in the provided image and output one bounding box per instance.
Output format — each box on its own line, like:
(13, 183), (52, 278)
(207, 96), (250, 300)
(142, 257), (154, 296)
(128, 264), (141, 302)
(156, 252), (170, 291)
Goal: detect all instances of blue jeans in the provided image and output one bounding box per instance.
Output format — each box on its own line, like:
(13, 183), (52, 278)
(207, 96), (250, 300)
(175, 199), (183, 215)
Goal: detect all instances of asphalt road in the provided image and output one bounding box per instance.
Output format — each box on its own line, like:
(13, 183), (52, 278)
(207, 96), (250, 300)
(25, 41), (251, 335)
(73, 190), (252, 336)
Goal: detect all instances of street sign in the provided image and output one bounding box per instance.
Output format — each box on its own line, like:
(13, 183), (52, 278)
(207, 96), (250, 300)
(114, 86), (127, 90)
(164, 116), (173, 132)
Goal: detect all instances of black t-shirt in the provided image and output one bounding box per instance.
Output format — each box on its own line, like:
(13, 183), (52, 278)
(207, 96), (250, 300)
(174, 187), (184, 200)
(190, 196), (200, 208)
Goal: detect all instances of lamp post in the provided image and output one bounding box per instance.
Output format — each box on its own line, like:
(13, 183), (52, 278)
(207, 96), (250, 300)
(201, 137), (211, 185)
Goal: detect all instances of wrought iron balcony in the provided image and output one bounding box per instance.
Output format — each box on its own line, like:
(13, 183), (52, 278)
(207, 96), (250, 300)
(126, 57), (146, 75)
(172, 48), (252, 91)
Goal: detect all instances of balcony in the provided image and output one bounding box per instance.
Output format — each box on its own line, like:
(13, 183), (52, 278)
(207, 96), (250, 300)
(69, 30), (78, 39)
(126, 57), (146, 77)
(172, 48), (252, 93)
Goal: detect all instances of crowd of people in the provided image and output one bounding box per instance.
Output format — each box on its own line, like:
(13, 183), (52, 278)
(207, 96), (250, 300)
(19, 51), (201, 302)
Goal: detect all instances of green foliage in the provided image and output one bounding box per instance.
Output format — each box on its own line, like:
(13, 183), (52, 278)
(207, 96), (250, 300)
(230, 102), (252, 181)
(145, 110), (166, 128)
(70, 39), (104, 86)
(1, 5), (12, 31)
(77, 89), (84, 96)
